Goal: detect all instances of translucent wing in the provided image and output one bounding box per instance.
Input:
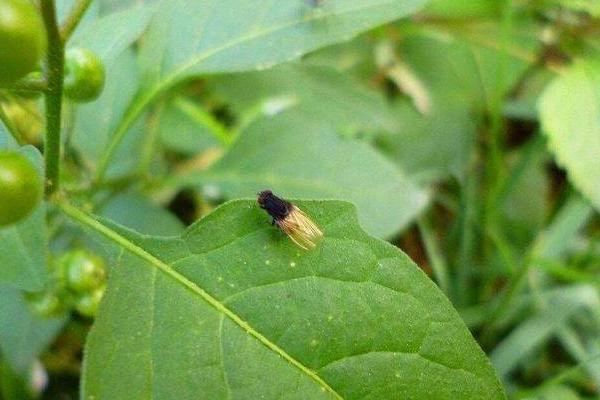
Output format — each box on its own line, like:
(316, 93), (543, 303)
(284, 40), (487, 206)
(278, 205), (323, 250)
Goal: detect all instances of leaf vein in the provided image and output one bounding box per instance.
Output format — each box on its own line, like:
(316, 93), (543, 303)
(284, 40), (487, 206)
(58, 202), (343, 400)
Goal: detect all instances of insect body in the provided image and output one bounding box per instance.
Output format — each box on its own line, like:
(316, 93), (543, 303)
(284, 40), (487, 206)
(257, 190), (323, 250)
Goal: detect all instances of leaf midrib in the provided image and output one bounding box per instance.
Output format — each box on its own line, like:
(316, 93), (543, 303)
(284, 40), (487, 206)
(58, 201), (343, 400)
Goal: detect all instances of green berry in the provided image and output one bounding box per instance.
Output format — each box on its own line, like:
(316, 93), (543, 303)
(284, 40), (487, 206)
(0, 0), (46, 84)
(63, 48), (105, 102)
(64, 250), (107, 292)
(0, 150), (42, 226)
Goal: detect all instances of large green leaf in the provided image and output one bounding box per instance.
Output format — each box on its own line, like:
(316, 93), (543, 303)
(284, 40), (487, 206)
(140, 0), (427, 82)
(0, 147), (46, 292)
(70, 5), (154, 64)
(210, 64), (399, 135)
(177, 111), (428, 238)
(59, 200), (504, 399)
(538, 59), (600, 213)
(0, 285), (64, 374)
(98, 0), (428, 178)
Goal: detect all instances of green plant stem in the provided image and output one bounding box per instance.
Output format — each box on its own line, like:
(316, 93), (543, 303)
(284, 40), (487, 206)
(0, 104), (25, 145)
(4, 77), (48, 93)
(456, 153), (480, 307)
(482, 0), (513, 264)
(95, 88), (160, 183)
(417, 214), (450, 295)
(41, 0), (64, 196)
(60, 0), (94, 41)
(175, 97), (231, 145)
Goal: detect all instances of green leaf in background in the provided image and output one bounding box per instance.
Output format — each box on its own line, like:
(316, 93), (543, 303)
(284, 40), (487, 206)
(423, 0), (503, 18)
(538, 59), (600, 213)
(72, 49), (145, 176)
(0, 147), (46, 292)
(399, 23), (539, 111)
(178, 111), (428, 238)
(0, 285), (64, 374)
(376, 101), (475, 183)
(490, 284), (600, 379)
(70, 6), (153, 174)
(100, 191), (184, 236)
(211, 64), (399, 135)
(70, 5), (154, 64)
(157, 97), (224, 155)
(375, 21), (538, 182)
(98, 0), (429, 178)
(549, 0), (600, 17)
(60, 200), (505, 399)
(140, 0), (428, 81)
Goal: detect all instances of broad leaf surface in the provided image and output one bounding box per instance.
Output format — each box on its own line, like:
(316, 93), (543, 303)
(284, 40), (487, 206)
(99, 0), (428, 171)
(70, 5), (154, 64)
(140, 0), (428, 83)
(0, 146), (46, 291)
(538, 59), (600, 213)
(76, 200), (504, 399)
(211, 64), (399, 135)
(0, 285), (64, 373)
(177, 111), (428, 238)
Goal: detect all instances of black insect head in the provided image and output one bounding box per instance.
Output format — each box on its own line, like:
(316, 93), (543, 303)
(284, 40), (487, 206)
(257, 190), (291, 222)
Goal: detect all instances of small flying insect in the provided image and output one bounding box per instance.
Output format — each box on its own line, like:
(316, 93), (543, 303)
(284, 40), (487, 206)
(257, 190), (323, 250)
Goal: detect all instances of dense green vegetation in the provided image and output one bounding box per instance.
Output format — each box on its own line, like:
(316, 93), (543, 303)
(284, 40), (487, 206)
(0, 0), (599, 399)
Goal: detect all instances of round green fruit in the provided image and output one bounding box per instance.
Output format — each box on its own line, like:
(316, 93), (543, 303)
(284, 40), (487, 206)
(75, 286), (105, 317)
(64, 249), (107, 292)
(0, 0), (46, 84)
(0, 151), (42, 226)
(63, 48), (105, 102)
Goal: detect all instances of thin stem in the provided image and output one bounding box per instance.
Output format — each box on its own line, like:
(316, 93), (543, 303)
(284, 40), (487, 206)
(95, 88), (159, 183)
(60, 0), (94, 42)
(175, 98), (231, 145)
(41, 0), (65, 195)
(417, 214), (450, 296)
(4, 76), (48, 92)
(0, 103), (25, 145)
(456, 152), (480, 306)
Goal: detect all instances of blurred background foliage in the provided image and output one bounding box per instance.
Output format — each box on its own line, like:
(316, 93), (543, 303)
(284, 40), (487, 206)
(1, 0), (600, 398)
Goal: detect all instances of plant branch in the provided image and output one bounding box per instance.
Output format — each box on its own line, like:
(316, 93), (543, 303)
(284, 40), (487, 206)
(60, 0), (94, 42)
(2, 76), (48, 93)
(41, 0), (64, 195)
